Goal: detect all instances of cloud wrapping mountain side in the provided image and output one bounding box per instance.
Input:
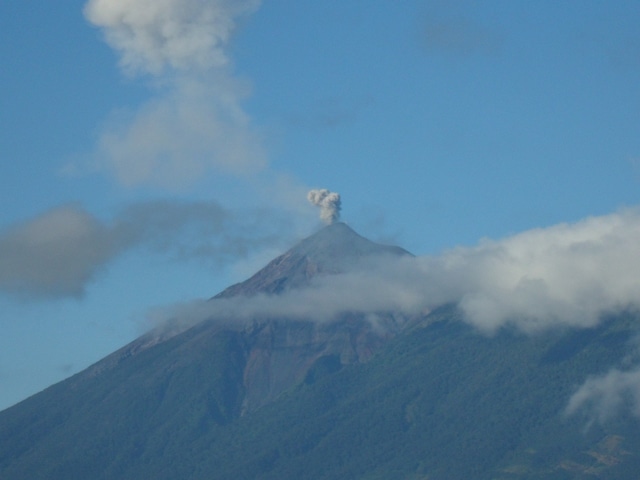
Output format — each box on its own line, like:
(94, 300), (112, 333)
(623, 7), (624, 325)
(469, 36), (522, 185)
(566, 366), (640, 424)
(152, 208), (640, 334)
(426, 208), (640, 332)
(84, 0), (261, 75)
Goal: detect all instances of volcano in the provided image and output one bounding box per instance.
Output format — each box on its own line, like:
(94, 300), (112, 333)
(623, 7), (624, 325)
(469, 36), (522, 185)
(2, 223), (640, 479)
(215, 221), (410, 297)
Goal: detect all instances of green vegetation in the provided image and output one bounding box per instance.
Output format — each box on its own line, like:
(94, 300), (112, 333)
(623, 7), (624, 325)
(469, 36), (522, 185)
(2, 307), (640, 479)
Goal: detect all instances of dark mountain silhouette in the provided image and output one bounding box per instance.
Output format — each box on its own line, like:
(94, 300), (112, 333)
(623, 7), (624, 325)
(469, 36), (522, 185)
(2, 223), (640, 479)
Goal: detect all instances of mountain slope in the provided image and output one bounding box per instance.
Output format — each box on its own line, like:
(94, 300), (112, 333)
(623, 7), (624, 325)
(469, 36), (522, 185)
(70, 222), (410, 413)
(212, 309), (640, 479)
(2, 225), (640, 479)
(3, 307), (640, 479)
(0, 222), (414, 478)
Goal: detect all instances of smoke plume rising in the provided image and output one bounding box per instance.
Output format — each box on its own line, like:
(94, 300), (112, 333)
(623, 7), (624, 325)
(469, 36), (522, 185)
(82, 0), (265, 188)
(83, 0), (260, 76)
(307, 189), (341, 224)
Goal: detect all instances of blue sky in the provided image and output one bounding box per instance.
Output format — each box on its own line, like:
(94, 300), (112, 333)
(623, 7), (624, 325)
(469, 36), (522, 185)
(1, 1), (640, 410)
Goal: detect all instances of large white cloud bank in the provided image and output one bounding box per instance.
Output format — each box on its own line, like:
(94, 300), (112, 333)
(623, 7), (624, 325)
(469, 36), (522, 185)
(428, 208), (640, 332)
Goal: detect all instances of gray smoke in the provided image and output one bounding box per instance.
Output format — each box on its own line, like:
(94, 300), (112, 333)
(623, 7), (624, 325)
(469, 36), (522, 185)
(81, 0), (265, 188)
(0, 201), (290, 299)
(307, 189), (341, 224)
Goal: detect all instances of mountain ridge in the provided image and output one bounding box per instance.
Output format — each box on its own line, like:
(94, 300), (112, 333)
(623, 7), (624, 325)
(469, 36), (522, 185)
(214, 221), (411, 298)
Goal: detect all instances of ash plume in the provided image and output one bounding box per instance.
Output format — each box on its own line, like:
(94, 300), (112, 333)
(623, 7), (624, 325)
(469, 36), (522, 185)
(82, 0), (265, 188)
(83, 0), (261, 76)
(307, 189), (341, 224)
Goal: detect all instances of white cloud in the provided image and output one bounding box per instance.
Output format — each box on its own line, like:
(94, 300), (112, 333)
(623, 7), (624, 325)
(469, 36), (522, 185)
(566, 367), (640, 424)
(444, 209), (640, 332)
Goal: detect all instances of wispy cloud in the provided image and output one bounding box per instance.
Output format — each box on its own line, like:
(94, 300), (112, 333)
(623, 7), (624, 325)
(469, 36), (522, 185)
(419, 1), (503, 57)
(93, 79), (266, 188)
(566, 367), (640, 425)
(286, 95), (374, 130)
(422, 17), (502, 56)
(82, 0), (265, 188)
(116, 199), (289, 262)
(0, 200), (291, 299)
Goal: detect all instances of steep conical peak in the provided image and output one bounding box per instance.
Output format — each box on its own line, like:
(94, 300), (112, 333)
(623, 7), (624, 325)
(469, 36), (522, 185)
(215, 222), (410, 298)
(291, 221), (406, 259)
